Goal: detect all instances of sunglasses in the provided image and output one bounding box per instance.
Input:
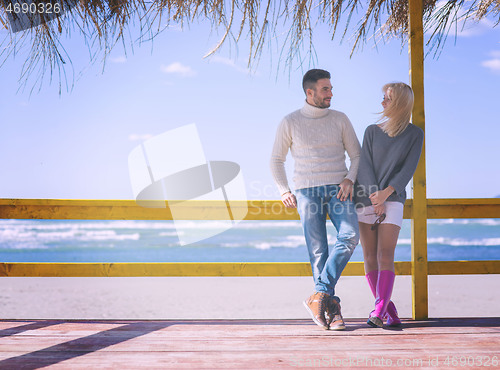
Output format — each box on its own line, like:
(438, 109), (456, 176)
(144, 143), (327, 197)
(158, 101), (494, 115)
(370, 213), (386, 230)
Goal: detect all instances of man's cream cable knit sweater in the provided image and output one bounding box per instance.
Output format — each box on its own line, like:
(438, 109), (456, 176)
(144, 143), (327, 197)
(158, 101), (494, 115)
(270, 102), (361, 196)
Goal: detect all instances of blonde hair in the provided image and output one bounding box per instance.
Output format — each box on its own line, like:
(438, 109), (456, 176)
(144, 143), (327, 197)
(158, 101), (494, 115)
(379, 82), (414, 137)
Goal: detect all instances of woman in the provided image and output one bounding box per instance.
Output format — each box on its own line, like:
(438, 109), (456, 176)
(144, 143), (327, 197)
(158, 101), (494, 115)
(355, 82), (424, 328)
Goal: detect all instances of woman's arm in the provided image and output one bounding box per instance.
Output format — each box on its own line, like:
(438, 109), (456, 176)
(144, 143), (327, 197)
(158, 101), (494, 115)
(357, 126), (379, 197)
(387, 128), (424, 195)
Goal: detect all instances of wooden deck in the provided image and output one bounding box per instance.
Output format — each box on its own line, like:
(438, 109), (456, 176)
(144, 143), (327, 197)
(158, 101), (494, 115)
(0, 318), (499, 369)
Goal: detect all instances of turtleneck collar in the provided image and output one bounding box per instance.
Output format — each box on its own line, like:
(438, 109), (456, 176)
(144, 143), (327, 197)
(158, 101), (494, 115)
(300, 101), (330, 119)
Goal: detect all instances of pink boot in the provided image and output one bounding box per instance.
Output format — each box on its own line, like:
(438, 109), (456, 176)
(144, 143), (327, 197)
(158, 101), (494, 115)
(365, 270), (401, 327)
(367, 270), (397, 328)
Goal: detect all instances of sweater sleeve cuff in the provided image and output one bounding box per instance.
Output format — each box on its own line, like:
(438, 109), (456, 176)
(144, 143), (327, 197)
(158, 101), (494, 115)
(388, 181), (404, 195)
(278, 185), (291, 196)
(345, 174), (357, 184)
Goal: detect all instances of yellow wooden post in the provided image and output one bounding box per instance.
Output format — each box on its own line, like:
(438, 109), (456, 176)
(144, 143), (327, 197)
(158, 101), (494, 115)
(409, 0), (429, 320)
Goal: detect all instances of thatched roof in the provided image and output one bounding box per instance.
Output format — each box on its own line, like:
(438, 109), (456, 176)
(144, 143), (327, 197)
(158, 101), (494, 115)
(1, 0), (499, 90)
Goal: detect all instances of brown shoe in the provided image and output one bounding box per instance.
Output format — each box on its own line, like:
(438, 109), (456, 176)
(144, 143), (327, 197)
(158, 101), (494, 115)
(303, 292), (329, 330)
(326, 297), (346, 331)
(325, 296), (335, 326)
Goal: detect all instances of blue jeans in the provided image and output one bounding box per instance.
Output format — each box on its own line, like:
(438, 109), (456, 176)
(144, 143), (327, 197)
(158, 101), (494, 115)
(296, 185), (359, 297)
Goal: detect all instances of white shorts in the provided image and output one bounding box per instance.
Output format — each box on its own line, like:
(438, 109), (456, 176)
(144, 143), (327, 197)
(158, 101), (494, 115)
(356, 201), (404, 228)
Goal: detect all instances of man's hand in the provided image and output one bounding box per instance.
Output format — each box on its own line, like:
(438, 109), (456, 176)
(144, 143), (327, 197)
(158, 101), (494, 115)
(337, 179), (354, 201)
(281, 191), (297, 208)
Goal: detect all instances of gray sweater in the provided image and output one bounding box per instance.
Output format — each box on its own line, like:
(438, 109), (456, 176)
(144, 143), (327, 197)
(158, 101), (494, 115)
(355, 123), (424, 207)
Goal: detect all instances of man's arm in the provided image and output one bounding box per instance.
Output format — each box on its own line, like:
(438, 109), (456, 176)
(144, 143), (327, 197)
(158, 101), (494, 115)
(337, 115), (361, 201)
(270, 118), (296, 206)
(342, 115), (361, 184)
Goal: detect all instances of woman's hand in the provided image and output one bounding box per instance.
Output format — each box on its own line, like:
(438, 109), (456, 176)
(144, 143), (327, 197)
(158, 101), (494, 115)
(373, 203), (386, 217)
(369, 186), (395, 207)
(369, 191), (388, 207)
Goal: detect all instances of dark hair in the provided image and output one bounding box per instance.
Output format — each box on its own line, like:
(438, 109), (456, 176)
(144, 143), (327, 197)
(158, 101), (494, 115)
(302, 69), (331, 94)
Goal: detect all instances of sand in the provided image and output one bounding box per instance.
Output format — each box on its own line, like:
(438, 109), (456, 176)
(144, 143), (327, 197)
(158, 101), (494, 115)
(1, 275), (499, 320)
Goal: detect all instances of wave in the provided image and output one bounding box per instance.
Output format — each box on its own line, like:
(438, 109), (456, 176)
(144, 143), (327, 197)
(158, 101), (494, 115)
(0, 220), (303, 231)
(224, 237), (500, 250)
(159, 232), (181, 237)
(0, 228), (140, 245)
(398, 237), (500, 247)
(0, 220), (177, 230)
(1, 220), (498, 250)
(427, 219), (500, 226)
(222, 236), (304, 250)
(222, 235), (341, 250)
(2, 219), (498, 234)
(171, 221), (302, 230)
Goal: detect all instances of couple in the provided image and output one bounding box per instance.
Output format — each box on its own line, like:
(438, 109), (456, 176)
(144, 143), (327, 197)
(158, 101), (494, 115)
(270, 69), (424, 330)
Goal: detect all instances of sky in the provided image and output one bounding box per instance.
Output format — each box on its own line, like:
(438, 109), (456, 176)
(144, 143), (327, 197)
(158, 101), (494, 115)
(0, 7), (499, 201)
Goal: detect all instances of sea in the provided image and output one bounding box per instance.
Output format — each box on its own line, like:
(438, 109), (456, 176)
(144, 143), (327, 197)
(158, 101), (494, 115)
(0, 219), (499, 263)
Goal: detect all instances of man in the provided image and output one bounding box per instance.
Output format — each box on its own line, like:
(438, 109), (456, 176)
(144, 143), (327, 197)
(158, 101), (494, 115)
(270, 69), (361, 330)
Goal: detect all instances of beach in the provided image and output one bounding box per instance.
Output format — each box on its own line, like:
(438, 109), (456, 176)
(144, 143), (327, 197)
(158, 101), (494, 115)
(1, 275), (499, 320)
(1, 219), (498, 320)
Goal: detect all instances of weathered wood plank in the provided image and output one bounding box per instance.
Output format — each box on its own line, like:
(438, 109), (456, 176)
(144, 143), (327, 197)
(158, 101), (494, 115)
(409, 0), (429, 321)
(2, 261), (499, 277)
(1, 198), (499, 220)
(428, 260), (500, 275)
(2, 332), (500, 352)
(0, 261), (412, 277)
(0, 319), (498, 369)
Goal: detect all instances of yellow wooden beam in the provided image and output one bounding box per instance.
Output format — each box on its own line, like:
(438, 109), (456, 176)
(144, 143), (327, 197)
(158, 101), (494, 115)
(409, 0), (429, 320)
(427, 198), (500, 219)
(0, 199), (298, 221)
(0, 262), (413, 277)
(428, 260), (500, 275)
(1, 261), (498, 277)
(1, 198), (499, 220)
(0, 262), (311, 277)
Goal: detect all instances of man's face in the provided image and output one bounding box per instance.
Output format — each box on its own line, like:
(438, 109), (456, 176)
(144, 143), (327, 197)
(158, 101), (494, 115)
(307, 78), (333, 108)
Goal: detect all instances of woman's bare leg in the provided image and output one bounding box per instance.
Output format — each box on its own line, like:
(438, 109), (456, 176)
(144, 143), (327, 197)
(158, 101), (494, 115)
(366, 223), (402, 327)
(359, 222), (378, 274)
(376, 224), (401, 272)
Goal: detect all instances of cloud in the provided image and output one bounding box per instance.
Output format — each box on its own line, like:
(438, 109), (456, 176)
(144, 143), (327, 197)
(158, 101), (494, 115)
(481, 58), (500, 73)
(160, 62), (196, 77)
(429, 1), (495, 38)
(481, 50), (500, 73)
(109, 56), (127, 63)
(455, 18), (495, 37)
(209, 56), (251, 74)
(129, 134), (153, 142)
(165, 24), (182, 32)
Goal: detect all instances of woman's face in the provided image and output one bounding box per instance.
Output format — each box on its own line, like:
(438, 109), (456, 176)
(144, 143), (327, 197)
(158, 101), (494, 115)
(381, 89), (392, 110)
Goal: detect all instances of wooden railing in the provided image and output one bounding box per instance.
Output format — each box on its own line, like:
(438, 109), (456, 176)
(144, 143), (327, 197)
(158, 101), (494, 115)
(1, 198), (499, 318)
